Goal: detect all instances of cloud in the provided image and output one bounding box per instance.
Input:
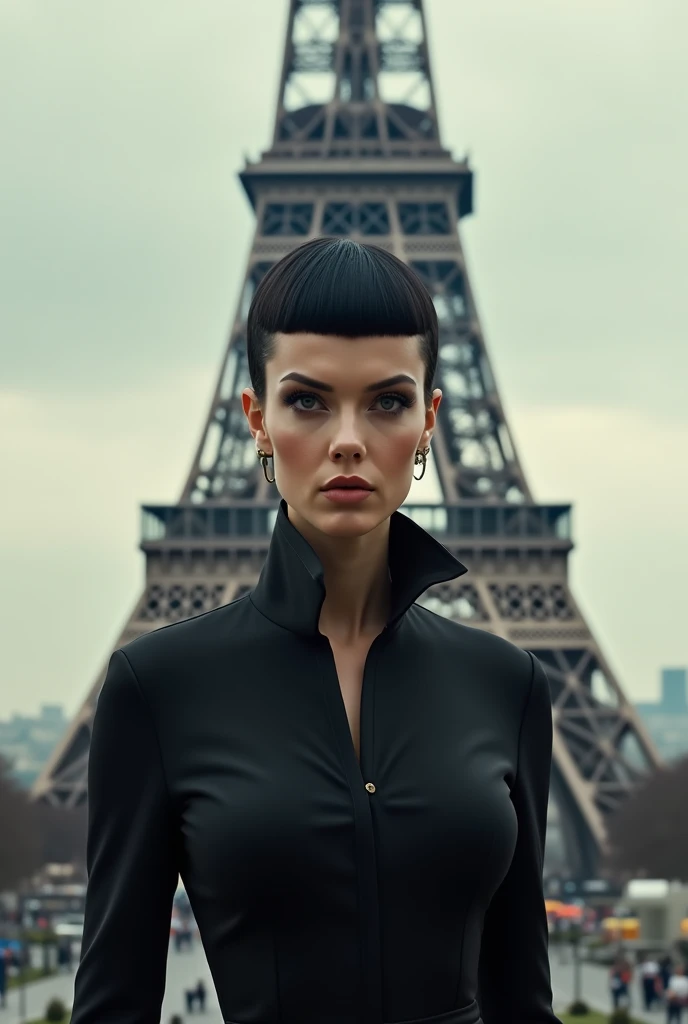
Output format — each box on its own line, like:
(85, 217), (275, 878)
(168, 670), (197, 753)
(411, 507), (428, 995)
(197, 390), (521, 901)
(0, 369), (212, 549)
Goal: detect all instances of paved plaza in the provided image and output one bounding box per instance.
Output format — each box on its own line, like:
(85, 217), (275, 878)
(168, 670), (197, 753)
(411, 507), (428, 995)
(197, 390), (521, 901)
(0, 941), (676, 1023)
(0, 940), (221, 1024)
(549, 949), (667, 1022)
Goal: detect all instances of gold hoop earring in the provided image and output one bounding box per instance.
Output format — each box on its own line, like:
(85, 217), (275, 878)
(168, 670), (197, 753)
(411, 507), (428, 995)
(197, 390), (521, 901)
(414, 446), (430, 481)
(257, 449), (275, 484)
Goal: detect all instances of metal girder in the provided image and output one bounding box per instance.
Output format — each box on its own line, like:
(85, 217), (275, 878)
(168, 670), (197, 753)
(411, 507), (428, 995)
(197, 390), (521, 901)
(270, 0), (445, 158)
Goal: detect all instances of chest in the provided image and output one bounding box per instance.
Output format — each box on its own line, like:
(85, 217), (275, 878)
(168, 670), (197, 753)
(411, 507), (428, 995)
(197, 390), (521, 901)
(174, 630), (521, 906)
(327, 638), (372, 763)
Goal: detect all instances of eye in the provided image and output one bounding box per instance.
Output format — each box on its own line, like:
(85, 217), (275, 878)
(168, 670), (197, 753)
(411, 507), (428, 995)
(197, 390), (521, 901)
(374, 392), (414, 415)
(282, 390), (324, 412)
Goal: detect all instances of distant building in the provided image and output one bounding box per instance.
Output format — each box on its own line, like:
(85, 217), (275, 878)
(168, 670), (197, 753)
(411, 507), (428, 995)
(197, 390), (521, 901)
(636, 668), (688, 764)
(0, 704), (67, 788)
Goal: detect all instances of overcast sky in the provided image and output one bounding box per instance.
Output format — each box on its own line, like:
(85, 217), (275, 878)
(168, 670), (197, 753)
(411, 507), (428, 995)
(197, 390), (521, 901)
(1, 0), (686, 720)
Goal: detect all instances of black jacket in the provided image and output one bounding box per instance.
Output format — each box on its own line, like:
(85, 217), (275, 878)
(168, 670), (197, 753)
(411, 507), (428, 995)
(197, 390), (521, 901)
(71, 500), (561, 1024)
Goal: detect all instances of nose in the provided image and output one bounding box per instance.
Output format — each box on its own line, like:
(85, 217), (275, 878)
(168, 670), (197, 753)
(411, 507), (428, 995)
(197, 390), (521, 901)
(329, 414), (367, 463)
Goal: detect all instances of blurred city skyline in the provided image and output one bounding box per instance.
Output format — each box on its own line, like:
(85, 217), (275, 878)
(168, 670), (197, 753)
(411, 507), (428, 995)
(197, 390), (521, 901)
(1, 0), (686, 718)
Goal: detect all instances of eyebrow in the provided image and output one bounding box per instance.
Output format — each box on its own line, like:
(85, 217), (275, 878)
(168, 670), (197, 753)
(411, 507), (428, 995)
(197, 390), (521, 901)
(278, 372), (418, 392)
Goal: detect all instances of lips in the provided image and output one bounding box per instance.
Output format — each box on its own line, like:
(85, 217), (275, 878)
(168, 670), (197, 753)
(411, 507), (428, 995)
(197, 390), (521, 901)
(321, 476), (373, 491)
(320, 476), (375, 505)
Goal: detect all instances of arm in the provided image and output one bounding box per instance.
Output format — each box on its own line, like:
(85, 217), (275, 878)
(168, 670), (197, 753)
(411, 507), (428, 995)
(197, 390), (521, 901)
(70, 649), (179, 1024)
(477, 652), (562, 1024)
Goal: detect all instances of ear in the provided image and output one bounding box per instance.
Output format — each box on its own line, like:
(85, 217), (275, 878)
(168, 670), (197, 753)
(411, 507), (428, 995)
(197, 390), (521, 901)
(419, 388), (442, 449)
(242, 388), (271, 453)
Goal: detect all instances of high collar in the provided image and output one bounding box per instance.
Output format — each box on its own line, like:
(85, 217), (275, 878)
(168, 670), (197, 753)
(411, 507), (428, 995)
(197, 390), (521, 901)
(250, 499), (468, 638)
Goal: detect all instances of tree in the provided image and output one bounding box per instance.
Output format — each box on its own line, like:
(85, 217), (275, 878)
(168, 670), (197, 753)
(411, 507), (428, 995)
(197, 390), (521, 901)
(603, 752), (688, 881)
(0, 754), (41, 890)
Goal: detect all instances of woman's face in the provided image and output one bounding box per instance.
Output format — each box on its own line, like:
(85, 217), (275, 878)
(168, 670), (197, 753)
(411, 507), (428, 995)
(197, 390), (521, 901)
(242, 332), (441, 538)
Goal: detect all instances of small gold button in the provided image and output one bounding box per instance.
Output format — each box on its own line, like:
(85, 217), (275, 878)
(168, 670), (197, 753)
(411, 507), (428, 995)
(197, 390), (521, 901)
(365, 782), (376, 794)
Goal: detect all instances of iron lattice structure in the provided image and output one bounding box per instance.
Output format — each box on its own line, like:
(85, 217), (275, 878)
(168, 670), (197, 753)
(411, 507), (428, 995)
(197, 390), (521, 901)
(33, 0), (661, 878)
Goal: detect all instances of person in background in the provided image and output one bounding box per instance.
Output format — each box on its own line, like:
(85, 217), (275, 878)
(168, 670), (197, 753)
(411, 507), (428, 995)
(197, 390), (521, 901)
(665, 965), (688, 1023)
(661, 957), (676, 1000)
(640, 954), (661, 1011)
(622, 955), (635, 1009)
(184, 980), (207, 1014)
(195, 980), (206, 1013)
(610, 955), (631, 1010)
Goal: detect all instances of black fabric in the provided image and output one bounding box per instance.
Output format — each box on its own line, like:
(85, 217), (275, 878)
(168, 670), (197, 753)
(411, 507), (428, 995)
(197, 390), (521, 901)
(71, 500), (561, 1024)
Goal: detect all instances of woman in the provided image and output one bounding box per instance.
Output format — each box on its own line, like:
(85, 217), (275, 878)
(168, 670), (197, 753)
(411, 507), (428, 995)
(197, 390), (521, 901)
(70, 238), (560, 1024)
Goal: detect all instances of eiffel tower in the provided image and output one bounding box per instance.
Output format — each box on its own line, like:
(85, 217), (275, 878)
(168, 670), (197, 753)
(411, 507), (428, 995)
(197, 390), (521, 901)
(32, 0), (661, 878)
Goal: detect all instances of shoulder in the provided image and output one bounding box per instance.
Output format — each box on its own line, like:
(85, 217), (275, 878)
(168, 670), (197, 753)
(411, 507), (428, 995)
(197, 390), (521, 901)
(411, 601), (535, 676)
(116, 591), (258, 687)
(408, 603), (550, 712)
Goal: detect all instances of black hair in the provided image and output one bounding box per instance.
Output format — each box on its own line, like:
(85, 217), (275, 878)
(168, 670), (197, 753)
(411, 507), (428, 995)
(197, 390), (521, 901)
(246, 237), (438, 407)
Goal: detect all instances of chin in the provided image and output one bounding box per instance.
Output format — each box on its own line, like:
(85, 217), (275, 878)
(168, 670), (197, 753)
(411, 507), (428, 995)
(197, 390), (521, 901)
(285, 488), (409, 540)
(318, 513), (379, 538)
(310, 499), (395, 539)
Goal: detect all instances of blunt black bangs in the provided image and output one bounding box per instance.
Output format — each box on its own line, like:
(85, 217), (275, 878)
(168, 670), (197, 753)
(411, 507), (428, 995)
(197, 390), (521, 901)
(248, 237), (437, 341)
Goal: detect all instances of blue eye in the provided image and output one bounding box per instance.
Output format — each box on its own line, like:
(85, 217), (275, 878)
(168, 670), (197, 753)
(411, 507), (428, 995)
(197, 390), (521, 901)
(294, 393), (320, 411)
(283, 391), (323, 412)
(375, 393), (413, 415)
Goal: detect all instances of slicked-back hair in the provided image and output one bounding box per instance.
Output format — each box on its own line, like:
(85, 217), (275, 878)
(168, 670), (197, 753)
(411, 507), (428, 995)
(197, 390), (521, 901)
(246, 237), (439, 407)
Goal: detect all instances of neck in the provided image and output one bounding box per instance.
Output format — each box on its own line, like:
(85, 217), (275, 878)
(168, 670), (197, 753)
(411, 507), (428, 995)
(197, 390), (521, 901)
(287, 505), (392, 643)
